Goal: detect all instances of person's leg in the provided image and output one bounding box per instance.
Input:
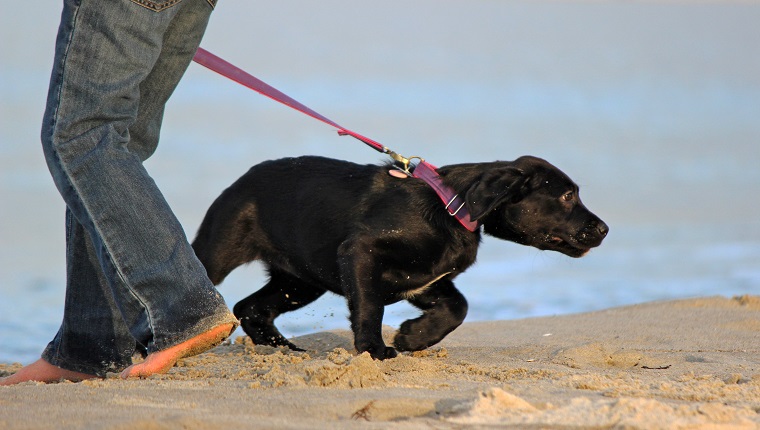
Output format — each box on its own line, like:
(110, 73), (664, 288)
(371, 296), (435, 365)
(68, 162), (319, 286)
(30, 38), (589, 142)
(0, 210), (138, 385)
(127, 0), (216, 163)
(115, 0), (239, 377)
(11, 0), (235, 382)
(45, 211), (140, 373)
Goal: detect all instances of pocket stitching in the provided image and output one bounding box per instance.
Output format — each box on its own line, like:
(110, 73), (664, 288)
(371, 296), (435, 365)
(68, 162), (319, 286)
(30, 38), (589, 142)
(129, 0), (216, 12)
(129, 0), (182, 12)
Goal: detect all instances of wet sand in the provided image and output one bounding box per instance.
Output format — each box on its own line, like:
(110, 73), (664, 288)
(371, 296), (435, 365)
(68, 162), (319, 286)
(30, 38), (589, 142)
(2, 295), (758, 429)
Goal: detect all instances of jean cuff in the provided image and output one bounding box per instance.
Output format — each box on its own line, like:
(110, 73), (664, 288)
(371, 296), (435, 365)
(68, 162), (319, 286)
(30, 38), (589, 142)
(150, 310), (239, 353)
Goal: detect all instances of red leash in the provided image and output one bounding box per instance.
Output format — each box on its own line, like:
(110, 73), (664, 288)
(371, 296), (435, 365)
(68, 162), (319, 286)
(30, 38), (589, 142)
(192, 47), (478, 232)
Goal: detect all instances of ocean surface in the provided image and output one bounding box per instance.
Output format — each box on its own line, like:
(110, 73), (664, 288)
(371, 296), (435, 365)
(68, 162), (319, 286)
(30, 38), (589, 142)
(1, 1), (759, 365)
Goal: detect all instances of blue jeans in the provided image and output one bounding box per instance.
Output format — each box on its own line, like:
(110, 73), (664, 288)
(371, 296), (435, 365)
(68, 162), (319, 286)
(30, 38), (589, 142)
(40, 0), (237, 376)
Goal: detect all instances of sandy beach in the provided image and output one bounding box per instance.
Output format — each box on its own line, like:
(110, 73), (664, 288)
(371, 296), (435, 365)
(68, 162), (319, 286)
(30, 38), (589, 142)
(1, 2), (758, 429)
(2, 295), (758, 429)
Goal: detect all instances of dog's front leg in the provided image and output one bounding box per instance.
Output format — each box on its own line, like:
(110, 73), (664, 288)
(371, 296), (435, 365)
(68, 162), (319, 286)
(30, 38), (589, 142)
(347, 288), (397, 360)
(395, 279), (468, 351)
(338, 243), (397, 360)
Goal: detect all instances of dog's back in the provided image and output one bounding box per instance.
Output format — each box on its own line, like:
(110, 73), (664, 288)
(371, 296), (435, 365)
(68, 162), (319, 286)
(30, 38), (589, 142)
(193, 156), (382, 285)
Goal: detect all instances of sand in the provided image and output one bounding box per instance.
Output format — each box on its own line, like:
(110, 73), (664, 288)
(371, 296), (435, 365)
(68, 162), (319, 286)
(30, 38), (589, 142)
(1, 295), (758, 429)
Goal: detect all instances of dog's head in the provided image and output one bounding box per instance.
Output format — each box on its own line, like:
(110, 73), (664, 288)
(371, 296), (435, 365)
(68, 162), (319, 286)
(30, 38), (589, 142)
(460, 156), (608, 257)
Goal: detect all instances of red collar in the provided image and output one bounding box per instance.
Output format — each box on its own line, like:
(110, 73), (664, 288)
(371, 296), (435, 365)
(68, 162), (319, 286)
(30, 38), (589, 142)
(411, 161), (479, 232)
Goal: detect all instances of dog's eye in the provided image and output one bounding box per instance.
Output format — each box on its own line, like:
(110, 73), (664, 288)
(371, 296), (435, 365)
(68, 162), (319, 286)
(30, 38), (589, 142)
(561, 192), (574, 202)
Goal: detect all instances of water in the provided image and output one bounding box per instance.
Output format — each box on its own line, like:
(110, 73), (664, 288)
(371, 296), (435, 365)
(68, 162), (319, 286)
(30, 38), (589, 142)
(1, 1), (759, 364)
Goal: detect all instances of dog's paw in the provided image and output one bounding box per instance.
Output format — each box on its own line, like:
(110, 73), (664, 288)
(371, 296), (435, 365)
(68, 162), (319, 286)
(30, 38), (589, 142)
(241, 320), (303, 351)
(376, 346), (399, 360)
(394, 334), (426, 352)
(359, 345), (398, 360)
(286, 343), (306, 352)
(394, 321), (434, 352)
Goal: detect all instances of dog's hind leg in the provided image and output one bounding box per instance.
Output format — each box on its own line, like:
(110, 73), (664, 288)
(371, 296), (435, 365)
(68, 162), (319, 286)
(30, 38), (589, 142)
(233, 269), (326, 351)
(394, 279), (468, 351)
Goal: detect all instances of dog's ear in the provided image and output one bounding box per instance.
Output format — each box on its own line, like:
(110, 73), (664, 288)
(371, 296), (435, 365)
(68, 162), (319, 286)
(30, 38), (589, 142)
(465, 167), (527, 221)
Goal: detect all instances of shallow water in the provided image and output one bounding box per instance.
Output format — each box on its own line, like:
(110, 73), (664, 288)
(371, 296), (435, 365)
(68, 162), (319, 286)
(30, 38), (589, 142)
(1, 1), (759, 364)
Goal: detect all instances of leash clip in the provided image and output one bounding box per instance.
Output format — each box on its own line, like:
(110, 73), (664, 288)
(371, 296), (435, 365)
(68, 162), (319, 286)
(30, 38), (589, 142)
(384, 147), (422, 175)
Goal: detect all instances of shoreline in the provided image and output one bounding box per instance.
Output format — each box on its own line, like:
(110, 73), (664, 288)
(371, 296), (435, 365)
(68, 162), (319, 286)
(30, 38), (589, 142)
(2, 295), (759, 429)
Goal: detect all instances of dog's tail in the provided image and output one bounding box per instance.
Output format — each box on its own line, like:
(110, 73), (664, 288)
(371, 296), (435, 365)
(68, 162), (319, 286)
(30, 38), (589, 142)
(192, 186), (261, 285)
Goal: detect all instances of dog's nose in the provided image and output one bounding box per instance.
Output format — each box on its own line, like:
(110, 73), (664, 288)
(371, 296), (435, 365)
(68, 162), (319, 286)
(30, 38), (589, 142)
(596, 221), (609, 238)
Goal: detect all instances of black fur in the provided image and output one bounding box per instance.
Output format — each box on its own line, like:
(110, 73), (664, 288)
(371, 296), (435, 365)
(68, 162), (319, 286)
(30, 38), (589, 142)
(192, 155), (608, 359)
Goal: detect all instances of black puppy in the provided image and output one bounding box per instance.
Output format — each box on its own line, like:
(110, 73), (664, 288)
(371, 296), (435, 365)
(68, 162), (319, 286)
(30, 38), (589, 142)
(192, 155), (608, 359)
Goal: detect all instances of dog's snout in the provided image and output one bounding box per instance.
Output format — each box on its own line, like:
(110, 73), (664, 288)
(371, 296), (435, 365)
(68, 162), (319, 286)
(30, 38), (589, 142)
(596, 220), (609, 238)
(576, 219), (608, 247)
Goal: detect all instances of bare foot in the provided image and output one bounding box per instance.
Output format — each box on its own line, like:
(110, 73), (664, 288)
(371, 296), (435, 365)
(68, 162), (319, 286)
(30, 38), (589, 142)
(0, 359), (98, 386)
(120, 323), (234, 379)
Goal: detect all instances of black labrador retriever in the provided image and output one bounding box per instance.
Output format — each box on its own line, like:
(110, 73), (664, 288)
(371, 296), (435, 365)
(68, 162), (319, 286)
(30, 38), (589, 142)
(192, 155), (608, 359)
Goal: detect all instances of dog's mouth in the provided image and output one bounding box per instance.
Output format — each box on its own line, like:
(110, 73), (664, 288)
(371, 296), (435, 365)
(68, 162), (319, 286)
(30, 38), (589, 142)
(540, 220), (608, 258)
(543, 234), (592, 258)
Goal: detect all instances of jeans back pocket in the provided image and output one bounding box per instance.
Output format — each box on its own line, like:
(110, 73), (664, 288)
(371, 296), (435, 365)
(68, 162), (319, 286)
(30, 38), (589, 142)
(130, 0), (216, 12)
